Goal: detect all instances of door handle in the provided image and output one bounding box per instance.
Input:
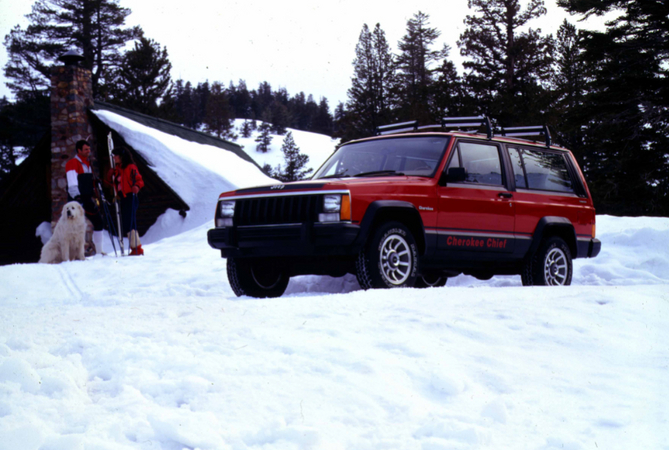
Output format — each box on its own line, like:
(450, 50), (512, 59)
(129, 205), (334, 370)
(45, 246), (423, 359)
(498, 192), (513, 199)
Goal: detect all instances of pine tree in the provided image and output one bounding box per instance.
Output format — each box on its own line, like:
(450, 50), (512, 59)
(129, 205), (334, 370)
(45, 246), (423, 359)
(270, 90), (290, 135)
(304, 95), (319, 132)
(458, 0), (554, 125)
(109, 35), (172, 115)
(289, 92), (308, 130)
(241, 120), (253, 138)
(195, 81), (211, 128)
(313, 97), (333, 136)
(557, 0), (669, 215)
(346, 23), (396, 139)
(252, 82), (273, 120)
(0, 98), (19, 182)
(0, 92), (50, 184)
(261, 163), (274, 178)
(432, 48), (470, 118)
(274, 132), (312, 182)
(333, 102), (351, 140)
(203, 81), (235, 140)
(550, 20), (587, 156)
(394, 12), (449, 124)
(229, 79), (252, 119)
(255, 121), (273, 153)
(3, 0), (140, 97)
(173, 80), (198, 128)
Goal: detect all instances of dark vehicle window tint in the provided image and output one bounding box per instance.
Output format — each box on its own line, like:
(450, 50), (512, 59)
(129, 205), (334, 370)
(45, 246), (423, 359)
(448, 142), (502, 185)
(508, 148), (527, 188)
(510, 147), (574, 193)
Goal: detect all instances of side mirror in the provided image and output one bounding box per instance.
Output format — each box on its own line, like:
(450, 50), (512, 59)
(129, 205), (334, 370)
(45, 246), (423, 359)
(439, 167), (467, 185)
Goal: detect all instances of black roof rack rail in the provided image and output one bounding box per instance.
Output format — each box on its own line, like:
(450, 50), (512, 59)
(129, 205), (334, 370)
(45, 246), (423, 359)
(375, 116), (493, 138)
(441, 116), (493, 139)
(416, 124), (444, 131)
(376, 121), (418, 135)
(499, 125), (552, 148)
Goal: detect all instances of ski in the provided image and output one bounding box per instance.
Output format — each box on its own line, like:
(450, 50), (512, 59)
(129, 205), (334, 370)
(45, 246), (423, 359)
(107, 132), (125, 255)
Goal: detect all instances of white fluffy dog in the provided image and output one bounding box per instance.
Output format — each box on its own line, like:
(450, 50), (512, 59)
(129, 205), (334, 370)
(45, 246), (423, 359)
(39, 201), (87, 264)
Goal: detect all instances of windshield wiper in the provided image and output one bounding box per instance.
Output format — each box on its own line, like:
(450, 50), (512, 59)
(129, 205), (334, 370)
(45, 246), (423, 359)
(353, 170), (405, 178)
(317, 173), (351, 179)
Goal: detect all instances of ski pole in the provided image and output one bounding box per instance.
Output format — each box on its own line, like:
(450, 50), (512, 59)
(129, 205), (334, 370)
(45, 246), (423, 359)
(95, 179), (118, 257)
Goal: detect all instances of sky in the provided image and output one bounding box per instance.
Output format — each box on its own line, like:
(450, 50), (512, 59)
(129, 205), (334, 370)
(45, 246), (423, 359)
(0, 0), (611, 108)
(0, 109), (667, 449)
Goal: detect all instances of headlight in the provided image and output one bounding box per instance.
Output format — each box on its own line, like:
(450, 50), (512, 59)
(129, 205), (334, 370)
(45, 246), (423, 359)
(323, 195), (342, 213)
(319, 194), (351, 222)
(216, 200), (235, 227)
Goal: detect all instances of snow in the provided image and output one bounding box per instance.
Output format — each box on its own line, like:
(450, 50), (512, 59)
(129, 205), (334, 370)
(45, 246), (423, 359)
(0, 215), (668, 449)
(231, 119), (339, 175)
(3, 115), (669, 449)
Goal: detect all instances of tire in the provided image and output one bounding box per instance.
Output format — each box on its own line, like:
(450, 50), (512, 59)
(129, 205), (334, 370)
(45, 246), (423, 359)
(414, 274), (448, 288)
(521, 237), (572, 286)
(356, 221), (419, 289)
(227, 257), (289, 298)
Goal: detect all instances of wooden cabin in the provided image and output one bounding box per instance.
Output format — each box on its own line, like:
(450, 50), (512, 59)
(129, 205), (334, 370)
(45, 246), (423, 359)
(0, 59), (256, 265)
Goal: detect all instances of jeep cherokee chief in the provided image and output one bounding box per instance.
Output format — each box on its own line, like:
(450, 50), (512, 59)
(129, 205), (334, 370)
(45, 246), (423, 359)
(208, 116), (601, 298)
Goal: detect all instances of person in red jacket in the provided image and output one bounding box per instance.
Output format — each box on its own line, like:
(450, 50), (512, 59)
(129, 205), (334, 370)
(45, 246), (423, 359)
(108, 147), (145, 255)
(66, 140), (105, 256)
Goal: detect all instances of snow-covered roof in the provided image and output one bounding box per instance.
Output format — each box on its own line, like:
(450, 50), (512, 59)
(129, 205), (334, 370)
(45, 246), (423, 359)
(90, 108), (273, 243)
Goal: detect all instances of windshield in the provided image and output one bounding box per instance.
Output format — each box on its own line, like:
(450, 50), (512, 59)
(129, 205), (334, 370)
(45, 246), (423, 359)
(313, 136), (451, 179)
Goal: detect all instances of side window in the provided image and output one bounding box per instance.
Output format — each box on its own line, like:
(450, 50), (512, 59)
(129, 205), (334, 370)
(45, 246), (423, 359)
(508, 147), (527, 188)
(513, 147), (575, 193)
(447, 142), (503, 185)
(448, 147), (460, 169)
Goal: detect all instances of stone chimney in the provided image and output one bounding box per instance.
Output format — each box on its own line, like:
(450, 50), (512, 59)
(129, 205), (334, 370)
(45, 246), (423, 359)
(49, 50), (95, 225)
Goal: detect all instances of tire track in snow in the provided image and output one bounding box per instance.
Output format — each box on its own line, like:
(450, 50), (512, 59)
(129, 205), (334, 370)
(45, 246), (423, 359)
(56, 265), (84, 300)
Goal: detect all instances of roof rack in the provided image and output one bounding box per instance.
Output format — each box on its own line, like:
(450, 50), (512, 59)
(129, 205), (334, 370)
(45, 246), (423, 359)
(374, 117), (553, 147)
(441, 116), (492, 139)
(375, 116), (493, 138)
(498, 125), (552, 148)
(376, 121), (418, 135)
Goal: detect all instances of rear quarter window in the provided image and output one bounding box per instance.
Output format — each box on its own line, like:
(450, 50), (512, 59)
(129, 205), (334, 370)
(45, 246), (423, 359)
(509, 147), (575, 193)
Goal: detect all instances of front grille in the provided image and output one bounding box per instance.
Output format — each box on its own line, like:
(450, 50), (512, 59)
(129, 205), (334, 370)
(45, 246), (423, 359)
(235, 195), (321, 226)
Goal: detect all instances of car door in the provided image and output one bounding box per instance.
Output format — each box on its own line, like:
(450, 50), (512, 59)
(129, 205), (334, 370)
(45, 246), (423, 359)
(507, 145), (591, 255)
(435, 139), (515, 257)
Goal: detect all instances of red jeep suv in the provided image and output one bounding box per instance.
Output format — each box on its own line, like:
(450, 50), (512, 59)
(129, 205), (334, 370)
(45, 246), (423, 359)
(208, 116), (601, 298)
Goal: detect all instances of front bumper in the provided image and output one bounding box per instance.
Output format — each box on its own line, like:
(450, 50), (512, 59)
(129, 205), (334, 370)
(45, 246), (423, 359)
(207, 222), (361, 258)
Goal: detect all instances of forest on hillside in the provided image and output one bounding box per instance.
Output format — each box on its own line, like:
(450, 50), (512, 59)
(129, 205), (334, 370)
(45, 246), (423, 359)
(0, 0), (667, 216)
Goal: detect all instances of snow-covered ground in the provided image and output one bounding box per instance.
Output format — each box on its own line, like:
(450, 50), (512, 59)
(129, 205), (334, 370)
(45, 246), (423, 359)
(1, 216), (668, 450)
(2, 113), (668, 449)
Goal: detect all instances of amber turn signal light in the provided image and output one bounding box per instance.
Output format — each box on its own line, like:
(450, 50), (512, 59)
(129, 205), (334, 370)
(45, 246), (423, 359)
(340, 194), (351, 221)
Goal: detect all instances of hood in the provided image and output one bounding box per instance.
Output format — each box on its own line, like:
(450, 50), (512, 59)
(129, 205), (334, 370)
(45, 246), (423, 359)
(223, 175), (433, 198)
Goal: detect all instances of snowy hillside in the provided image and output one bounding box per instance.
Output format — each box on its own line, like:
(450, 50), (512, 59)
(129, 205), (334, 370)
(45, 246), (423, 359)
(231, 119), (339, 175)
(1, 215), (668, 450)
